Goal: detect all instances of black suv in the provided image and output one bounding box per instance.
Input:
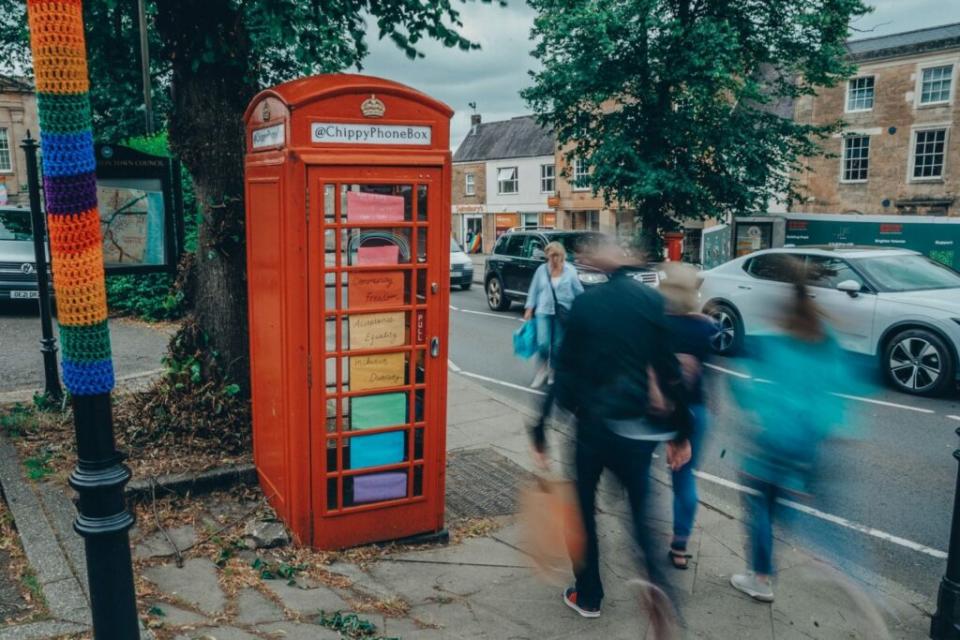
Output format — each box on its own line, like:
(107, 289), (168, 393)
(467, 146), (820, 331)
(484, 229), (659, 311)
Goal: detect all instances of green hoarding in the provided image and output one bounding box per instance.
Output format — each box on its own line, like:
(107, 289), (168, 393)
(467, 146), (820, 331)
(781, 215), (960, 271)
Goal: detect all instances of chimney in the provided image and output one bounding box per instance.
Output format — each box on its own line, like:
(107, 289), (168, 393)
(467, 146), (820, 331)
(470, 113), (481, 133)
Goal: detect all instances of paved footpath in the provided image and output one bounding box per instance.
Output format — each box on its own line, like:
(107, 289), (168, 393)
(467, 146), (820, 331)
(0, 372), (936, 639)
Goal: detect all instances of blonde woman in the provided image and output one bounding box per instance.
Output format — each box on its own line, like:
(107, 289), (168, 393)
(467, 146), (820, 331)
(524, 241), (583, 388)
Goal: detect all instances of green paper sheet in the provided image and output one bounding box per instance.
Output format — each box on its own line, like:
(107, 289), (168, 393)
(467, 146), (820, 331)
(351, 393), (407, 430)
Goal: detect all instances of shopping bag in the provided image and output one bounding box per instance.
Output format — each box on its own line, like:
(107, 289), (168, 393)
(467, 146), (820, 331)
(518, 476), (585, 584)
(513, 320), (537, 359)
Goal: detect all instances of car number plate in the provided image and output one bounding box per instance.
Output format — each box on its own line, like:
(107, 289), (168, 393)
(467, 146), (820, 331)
(10, 291), (39, 299)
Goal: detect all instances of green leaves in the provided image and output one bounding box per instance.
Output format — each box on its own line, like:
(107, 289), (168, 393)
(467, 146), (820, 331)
(524, 0), (870, 251)
(317, 611), (400, 640)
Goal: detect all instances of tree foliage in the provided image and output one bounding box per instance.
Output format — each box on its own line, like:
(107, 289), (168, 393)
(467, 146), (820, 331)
(0, 0), (494, 410)
(522, 0), (870, 251)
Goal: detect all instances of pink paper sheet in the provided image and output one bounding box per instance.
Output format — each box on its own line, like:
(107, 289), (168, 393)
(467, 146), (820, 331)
(357, 245), (400, 265)
(347, 191), (405, 223)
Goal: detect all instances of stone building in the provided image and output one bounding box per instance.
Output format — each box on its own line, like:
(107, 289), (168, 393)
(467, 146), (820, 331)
(0, 75), (38, 207)
(553, 144), (634, 240)
(452, 114), (557, 254)
(793, 23), (960, 216)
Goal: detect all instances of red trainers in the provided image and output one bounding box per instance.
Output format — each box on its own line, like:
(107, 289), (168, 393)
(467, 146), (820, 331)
(563, 587), (601, 618)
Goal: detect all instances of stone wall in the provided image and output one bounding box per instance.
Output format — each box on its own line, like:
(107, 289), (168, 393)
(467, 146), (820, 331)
(794, 49), (960, 216)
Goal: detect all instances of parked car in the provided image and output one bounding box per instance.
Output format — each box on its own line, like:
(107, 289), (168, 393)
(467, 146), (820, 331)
(483, 229), (659, 311)
(0, 206), (41, 301)
(450, 237), (474, 290)
(700, 246), (960, 396)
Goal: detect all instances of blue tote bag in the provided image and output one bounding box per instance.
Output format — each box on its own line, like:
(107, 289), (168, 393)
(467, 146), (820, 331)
(513, 320), (537, 359)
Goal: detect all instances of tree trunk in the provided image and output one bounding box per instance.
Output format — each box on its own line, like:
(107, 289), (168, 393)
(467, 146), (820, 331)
(155, 1), (258, 391)
(638, 200), (666, 262)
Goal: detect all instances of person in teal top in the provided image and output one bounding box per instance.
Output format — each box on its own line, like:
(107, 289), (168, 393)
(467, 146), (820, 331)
(524, 241), (584, 387)
(729, 256), (867, 604)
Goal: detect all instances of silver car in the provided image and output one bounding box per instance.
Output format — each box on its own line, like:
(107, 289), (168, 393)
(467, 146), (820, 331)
(700, 247), (960, 396)
(0, 207), (40, 301)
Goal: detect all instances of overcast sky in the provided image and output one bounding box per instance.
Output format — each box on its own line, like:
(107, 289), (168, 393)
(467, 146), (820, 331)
(360, 1), (960, 150)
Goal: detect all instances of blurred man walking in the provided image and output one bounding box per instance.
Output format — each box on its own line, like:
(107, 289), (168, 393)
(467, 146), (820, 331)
(530, 244), (692, 630)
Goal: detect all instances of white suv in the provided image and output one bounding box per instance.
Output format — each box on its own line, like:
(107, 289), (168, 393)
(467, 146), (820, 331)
(700, 247), (960, 396)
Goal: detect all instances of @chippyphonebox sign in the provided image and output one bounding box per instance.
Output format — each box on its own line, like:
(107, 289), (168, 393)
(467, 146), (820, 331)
(311, 122), (432, 146)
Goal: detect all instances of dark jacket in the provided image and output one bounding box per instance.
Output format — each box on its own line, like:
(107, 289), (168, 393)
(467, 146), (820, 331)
(533, 268), (692, 449)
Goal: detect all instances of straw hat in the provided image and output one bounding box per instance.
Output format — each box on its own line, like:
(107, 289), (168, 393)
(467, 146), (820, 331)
(658, 262), (702, 314)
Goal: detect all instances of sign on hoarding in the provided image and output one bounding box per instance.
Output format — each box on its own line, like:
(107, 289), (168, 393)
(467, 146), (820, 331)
(783, 214), (960, 270)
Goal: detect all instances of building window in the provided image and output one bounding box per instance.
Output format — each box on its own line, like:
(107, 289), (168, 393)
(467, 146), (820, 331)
(912, 128), (947, 179)
(846, 77), (874, 111)
(920, 65), (953, 105)
(464, 172), (475, 196)
(0, 129), (11, 172)
(572, 157), (590, 191)
(842, 135), (870, 182)
(540, 164), (555, 194)
(586, 211), (599, 230)
(497, 167), (518, 194)
(522, 212), (539, 229)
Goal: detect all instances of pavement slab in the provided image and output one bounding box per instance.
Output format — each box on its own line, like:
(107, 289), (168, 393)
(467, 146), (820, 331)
(172, 626), (259, 640)
(143, 558), (227, 616)
(446, 398), (517, 428)
(232, 588), (285, 626)
(389, 533), (527, 567)
(144, 601), (210, 627)
(260, 579), (350, 617)
(135, 525), (199, 560)
(256, 620), (341, 640)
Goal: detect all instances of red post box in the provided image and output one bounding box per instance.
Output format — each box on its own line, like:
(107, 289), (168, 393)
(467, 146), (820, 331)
(664, 232), (684, 262)
(242, 75), (452, 549)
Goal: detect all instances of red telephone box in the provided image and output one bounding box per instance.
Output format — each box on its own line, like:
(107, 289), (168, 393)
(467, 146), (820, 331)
(242, 75), (452, 549)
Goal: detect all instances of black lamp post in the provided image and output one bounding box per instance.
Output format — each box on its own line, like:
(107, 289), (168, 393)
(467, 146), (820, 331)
(931, 427), (960, 639)
(20, 131), (62, 403)
(22, 131), (140, 638)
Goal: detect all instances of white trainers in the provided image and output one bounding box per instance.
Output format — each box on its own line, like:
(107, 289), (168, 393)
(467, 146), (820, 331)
(731, 573), (774, 602)
(531, 367), (549, 389)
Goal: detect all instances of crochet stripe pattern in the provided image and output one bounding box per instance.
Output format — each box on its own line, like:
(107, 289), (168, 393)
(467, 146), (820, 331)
(27, 0), (114, 395)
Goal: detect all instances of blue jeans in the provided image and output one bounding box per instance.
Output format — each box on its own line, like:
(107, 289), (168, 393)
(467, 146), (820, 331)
(535, 314), (563, 362)
(744, 480), (787, 576)
(671, 404), (706, 543)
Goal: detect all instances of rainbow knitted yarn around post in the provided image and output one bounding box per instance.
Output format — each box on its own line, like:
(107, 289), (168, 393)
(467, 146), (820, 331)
(27, 0), (114, 395)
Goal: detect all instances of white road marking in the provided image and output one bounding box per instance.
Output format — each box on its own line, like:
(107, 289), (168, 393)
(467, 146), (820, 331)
(447, 360), (461, 373)
(449, 304), (460, 311)
(704, 362), (752, 379)
(693, 470), (948, 560)
(948, 415), (960, 422)
(704, 361), (935, 415)
(455, 369), (546, 396)
(457, 308), (524, 322)
(830, 393), (935, 414)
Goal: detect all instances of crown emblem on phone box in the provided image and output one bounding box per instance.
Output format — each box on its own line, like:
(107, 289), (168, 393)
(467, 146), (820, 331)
(361, 94), (386, 118)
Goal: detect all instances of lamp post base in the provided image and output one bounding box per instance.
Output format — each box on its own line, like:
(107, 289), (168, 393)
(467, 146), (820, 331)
(932, 577), (960, 639)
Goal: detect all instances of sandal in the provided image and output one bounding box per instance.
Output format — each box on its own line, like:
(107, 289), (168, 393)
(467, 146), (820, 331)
(668, 543), (693, 570)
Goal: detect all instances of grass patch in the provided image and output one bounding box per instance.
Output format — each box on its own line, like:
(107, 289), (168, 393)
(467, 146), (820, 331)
(23, 451), (54, 481)
(21, 569), (44, 607)
(0, 404), (35, 439)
